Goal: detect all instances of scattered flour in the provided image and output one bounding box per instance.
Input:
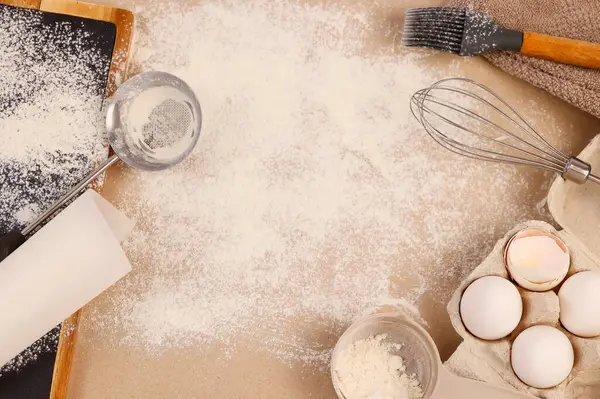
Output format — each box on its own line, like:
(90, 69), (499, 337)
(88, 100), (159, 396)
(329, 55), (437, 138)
(334, 334), (423, 399)
(85, 0), (555, 366)
(0, 326), (60, 377)
(0, 6), (109, 231)
(14, 203), (41, 226)
(0, 6), (111, 373)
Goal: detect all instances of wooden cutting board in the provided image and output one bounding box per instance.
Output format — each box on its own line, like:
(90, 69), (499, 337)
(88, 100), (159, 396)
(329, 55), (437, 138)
(0, 1), (134, 398)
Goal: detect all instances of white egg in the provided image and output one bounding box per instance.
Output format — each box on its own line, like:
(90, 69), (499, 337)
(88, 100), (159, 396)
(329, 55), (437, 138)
(559, 271), (600, 337)
(511, 325), (574, 389)
(460, 276), (522, 340)
(505, 229), (570, 292)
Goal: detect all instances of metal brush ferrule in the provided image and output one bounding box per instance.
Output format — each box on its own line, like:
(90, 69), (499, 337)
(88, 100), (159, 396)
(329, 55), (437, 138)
(563, 157), (591, 184)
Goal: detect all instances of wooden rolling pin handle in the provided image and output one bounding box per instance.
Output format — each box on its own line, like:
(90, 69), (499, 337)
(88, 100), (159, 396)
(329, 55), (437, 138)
(520, 32), (600, 69)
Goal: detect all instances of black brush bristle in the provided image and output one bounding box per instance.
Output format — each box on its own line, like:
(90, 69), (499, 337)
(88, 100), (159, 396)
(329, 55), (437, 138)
(402, 7), (466, 54)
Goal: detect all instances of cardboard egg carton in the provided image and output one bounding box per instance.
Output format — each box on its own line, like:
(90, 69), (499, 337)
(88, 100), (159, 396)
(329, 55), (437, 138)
(445, 135), (600, 399)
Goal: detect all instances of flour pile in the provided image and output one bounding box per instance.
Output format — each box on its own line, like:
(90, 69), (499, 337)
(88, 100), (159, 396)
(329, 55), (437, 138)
(88, 0), (554, 365)
(334, 334), (423, 399)
(0, 7), (109, 232)
(0, 6), (110, 374)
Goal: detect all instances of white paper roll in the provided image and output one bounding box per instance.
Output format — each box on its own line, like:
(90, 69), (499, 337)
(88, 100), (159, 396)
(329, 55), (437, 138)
(0, 189), (134, 366)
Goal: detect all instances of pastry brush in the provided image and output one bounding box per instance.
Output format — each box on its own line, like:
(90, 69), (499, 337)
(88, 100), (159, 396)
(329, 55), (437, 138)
(402, 7), (600, 69)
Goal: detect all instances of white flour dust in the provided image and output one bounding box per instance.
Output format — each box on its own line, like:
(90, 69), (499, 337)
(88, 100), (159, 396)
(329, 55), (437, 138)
(0, 9), (107, 166)
(0, 6), (109, 231)
(334, 334), (423, 399)
(14, 203), (40, 226)
(87, 0), (552, 365)
(0, 6), (111, 373)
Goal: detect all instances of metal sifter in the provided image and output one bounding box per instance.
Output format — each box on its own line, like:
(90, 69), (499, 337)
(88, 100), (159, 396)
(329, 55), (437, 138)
(0, 71), (202, 261)
(331, 312), (536, 399)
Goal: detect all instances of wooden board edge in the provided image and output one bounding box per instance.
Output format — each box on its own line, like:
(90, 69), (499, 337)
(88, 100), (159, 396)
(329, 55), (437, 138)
(106, 8), (135, 97)
(49, 312), (80, 399)
(0, 0), (41, 9)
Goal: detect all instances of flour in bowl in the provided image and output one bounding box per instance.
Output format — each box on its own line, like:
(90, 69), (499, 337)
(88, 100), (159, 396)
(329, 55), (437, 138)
(334, 334), (423, 399)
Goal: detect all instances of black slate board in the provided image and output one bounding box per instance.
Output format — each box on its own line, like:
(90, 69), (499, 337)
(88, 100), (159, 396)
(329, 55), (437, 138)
(0, 4), (116, 398)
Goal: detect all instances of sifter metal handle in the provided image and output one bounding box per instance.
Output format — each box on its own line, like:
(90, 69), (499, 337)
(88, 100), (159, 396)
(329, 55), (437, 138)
(21, 154), (120, 235)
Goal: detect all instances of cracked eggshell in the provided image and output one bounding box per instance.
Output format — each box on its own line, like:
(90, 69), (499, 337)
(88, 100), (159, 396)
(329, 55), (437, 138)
(505, 229), (570, 292)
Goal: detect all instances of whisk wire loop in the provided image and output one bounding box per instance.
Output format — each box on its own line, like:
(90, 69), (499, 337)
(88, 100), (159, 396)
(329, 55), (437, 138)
(412, 90), (568, 172)
(434, 87), (565, 161)
(411, 92), (566, 174)
(445, 80), (568, 160)
(410, 78), (598, 184)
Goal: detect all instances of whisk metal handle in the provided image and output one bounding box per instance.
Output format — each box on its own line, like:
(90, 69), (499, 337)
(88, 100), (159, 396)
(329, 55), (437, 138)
(588, 174), (600, 184)
(563, 157), (593, 184)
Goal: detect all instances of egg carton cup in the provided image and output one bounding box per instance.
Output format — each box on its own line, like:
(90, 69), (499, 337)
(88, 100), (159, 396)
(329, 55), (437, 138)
(445, 135), (600, 399)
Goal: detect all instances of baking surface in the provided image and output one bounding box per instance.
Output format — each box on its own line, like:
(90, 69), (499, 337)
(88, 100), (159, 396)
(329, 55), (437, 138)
(67, 0), (600, 398)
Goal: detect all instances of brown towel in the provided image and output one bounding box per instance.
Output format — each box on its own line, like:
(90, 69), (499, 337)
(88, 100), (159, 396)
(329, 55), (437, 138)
(448, 0), (600, 119)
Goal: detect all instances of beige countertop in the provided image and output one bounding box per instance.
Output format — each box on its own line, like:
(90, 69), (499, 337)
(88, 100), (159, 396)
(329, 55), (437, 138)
(67, 0), (600, 397)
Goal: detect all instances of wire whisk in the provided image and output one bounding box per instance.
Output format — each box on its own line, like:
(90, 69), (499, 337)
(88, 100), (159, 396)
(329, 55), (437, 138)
(410, 77), (600, 185)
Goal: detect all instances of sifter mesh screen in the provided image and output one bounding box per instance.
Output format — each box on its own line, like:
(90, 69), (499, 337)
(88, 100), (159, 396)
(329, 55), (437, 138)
(142, 98), (193, 150)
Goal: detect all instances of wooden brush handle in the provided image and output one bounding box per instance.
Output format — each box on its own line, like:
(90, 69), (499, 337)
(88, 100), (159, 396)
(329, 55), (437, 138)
(521, 32), (600, 69)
